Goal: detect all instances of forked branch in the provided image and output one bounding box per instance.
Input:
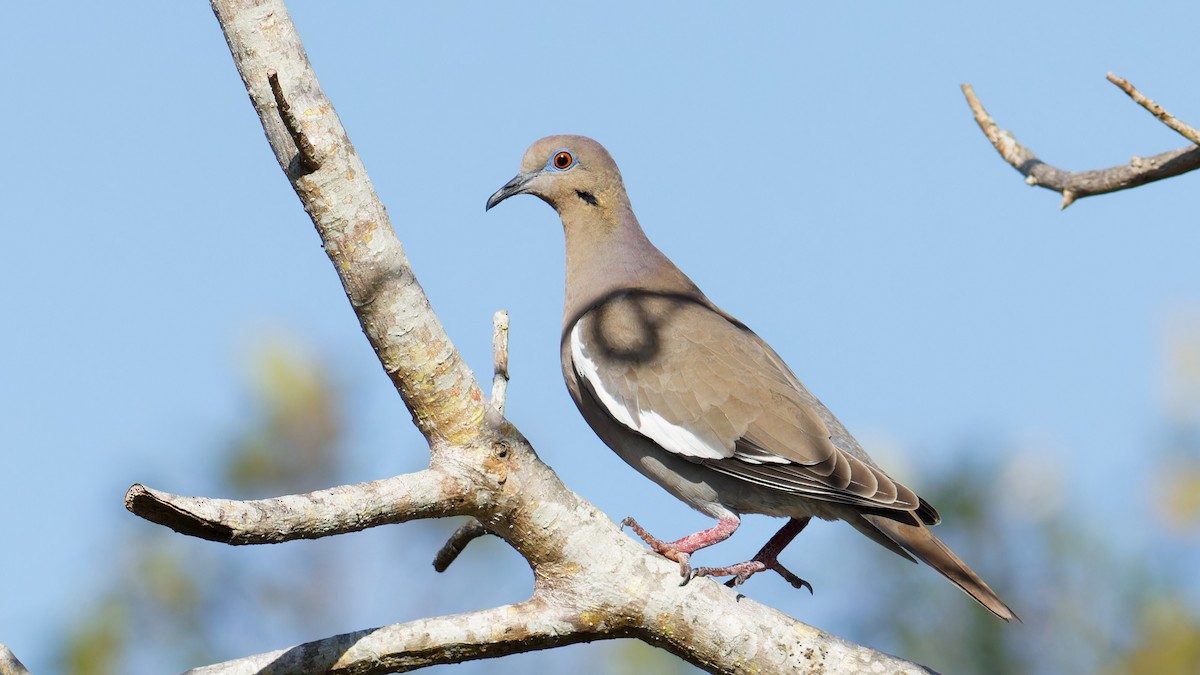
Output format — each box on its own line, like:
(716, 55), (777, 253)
(1106, 73), (1200, 146)
(431, 309), (510, 572)
(962, 76), (1200, 208)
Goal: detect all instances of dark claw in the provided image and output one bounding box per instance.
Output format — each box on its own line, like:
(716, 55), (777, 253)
(772, 562), (813, 594)
(675, 552), (692, 580)
(697, 560), (813, 594)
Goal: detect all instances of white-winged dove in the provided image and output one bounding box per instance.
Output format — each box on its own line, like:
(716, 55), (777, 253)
(487, 135), (1016, 621)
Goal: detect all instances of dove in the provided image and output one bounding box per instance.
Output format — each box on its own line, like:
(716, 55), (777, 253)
(486, 135), (1016, 620)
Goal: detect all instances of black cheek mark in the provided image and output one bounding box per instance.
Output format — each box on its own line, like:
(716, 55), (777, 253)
(575, 190), (599, 206)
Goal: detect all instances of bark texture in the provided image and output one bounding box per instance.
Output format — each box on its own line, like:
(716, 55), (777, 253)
(0, 644), (32, 675)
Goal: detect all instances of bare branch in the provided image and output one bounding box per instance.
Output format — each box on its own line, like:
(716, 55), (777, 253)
(183, 546), (935, 675)
(432, 519), (490, 572)
(183, 600), (610, 675)
(267, 70), (321, 173)
(1106, 72), (1200, 146)
(962, 82), (1200, 208)
(0, 643), (31, 675)
(624, 568), (938, 675)
(125, 471), (470, 544)
(491, 310), (510, 414)
(210, 0), (488, 448)
(426, 310), (509, 572)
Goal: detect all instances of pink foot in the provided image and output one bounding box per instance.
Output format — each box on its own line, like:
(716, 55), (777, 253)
(621, 515), (740, 581)
(693, 517), (813, 592)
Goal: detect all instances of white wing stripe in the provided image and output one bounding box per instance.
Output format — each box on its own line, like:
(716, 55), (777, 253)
(571, 325), (727, 461)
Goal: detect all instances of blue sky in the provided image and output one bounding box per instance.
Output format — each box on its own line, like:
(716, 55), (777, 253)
(3, 2), (1199, 672)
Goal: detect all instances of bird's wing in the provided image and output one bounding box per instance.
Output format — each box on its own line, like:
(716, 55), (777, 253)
(568, 290), (924, 514)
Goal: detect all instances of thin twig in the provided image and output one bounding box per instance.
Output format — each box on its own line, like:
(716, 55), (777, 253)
(961, 84), (1038, 174)
(427, 311), (508, 572)
(433, 311), (507, 572)
(962, 82), (1200, 209)
(267, 70), (322, 173)
(491, 310), (510, 414)
(432, 519), (490, 572)
(1107, 72), (1200, 146)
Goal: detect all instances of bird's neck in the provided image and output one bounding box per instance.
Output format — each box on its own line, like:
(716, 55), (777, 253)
(561, 206), (704, 330)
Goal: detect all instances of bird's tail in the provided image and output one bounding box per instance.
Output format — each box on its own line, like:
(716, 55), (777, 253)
(859, 513), (1019, 622)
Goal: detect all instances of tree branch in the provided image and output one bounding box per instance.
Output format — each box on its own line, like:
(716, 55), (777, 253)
(962, 81), (1200, 208)
(125, 470), (470, 544)
(119, 1), (944, 672)
(0, 643), (31, 675)
(431, 518), (490, 572)
(210, 0), (488, 449)
(1106, 72), (1200, 146)
(266, 69), (321, 173)
(430, 310), (510, 572)
(184, 561), (934, 675)
(183, 600), (611, 675)
(490, 310), (510, 415)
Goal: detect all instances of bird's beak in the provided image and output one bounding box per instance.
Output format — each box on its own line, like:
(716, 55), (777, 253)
(486, 172), (534, 211)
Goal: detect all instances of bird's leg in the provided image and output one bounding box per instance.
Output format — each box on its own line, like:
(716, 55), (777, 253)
(621, 516), (740, 580)
(693, 517), (813, 592)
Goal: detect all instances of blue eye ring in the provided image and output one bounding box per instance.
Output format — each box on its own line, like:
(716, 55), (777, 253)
(547, 149), (575, 171)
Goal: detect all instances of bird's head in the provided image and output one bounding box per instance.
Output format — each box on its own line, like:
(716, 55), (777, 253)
(486, 135), (628, 217)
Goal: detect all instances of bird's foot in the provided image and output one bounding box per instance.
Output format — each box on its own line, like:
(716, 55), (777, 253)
(693, 517), (814, 592)
(692, 560), (763, 586)
(693, 558), (813, 593)
(621, 516), (693, 578)
(621, 515), (743, 582)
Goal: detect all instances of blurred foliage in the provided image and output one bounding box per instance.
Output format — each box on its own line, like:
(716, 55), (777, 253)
(850, 449), (1170, 674)
(1106, 600), (1200, 675)
(60, 600), (125, 675)
(844, 321), (1200, 675)
(58, 339), (345, 674)
(1158, 314), (1200, 534)
(224, 343), (341, 495)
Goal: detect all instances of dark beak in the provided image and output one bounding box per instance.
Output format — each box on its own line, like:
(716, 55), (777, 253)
(486, 173), (534, 211)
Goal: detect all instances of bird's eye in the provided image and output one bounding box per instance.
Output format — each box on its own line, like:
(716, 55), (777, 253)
(553, 151), (574, 170)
